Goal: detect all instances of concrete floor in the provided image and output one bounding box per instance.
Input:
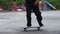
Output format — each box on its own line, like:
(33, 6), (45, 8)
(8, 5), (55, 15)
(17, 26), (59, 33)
(0, 10), (60, 34)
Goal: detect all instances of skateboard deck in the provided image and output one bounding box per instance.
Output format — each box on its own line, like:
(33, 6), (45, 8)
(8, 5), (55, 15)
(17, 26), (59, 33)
(24, 26), (40, 31)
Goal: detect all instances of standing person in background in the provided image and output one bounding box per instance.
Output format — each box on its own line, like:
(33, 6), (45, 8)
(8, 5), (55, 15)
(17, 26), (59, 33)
(25, 0), (44, 27)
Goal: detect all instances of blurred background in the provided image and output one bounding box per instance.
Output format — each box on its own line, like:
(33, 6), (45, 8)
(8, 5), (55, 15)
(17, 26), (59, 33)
(0, 0), (60, 11)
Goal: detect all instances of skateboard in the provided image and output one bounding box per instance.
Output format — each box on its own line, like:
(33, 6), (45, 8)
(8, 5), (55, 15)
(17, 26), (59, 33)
(24, 27), (40, 31)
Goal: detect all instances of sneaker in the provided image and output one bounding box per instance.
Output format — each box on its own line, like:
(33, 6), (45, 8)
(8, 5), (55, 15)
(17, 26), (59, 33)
(27, 26), (31, 27)
(40, 24), (44, 27)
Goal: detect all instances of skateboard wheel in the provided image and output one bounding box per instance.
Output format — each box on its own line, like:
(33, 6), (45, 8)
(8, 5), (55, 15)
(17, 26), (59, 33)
(37, 27), (40, 31)
(24, 28), (26, 31)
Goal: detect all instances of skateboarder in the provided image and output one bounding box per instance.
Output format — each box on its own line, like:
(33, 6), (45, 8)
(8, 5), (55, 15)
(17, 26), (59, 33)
(25, 0), (44, 27)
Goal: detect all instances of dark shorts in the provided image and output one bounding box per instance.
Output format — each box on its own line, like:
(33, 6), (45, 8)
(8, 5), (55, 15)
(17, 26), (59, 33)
(25, 0), (36, 4)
